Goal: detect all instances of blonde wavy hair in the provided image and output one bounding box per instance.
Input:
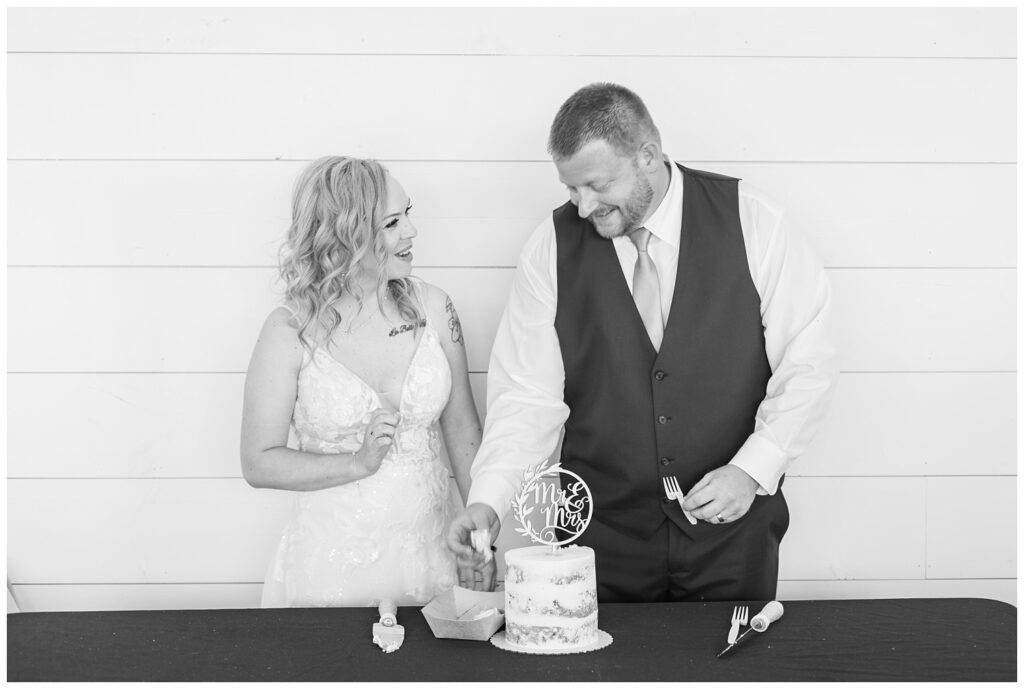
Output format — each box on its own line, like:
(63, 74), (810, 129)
(279, 156), (424, 352)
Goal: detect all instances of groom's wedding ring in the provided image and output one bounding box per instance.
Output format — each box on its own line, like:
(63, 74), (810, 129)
(715, 513), (725, 524)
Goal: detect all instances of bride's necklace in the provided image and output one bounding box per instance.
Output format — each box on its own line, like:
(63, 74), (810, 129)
(337, 307), (379, 335)
(335, 298), (425, 337)
(344, 315), (427, 337)
(335, 290), (389, 335)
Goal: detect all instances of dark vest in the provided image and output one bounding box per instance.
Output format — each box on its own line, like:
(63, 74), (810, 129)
(553, 165), (772, 540)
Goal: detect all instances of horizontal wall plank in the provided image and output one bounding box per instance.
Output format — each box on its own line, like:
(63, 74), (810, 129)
(10, 584), (263, 613)
(777, 579), (1016, 607)
(711, 163), (1017, 269)
(780, 477), (926, 581)
(7, 479), (294, 584)
(8, 55), (1014, 162)
(926, 477), (1016, 579)
(830, 269), (1015, 372)
(8, 161), (1015, 268)
(7, 373), (1014, 480)
(10, 578), (1016, 614)
(9, 268), (1014, 373)
(795, 372), (1016, 477)
(7, 373), (247, 478)
(8, 8), (1014, 57)
(5, 267), (283, 371)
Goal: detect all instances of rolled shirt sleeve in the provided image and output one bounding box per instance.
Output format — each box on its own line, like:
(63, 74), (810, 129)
(730, 181), (841, 494)
(467, 219), (570, 521)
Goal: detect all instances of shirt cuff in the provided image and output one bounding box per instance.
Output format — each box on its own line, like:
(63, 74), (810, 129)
(466, 475), (518, 525)
(729, 434), (790, 495)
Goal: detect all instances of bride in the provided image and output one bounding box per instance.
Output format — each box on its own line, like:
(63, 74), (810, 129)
(241, 156), (491, 607)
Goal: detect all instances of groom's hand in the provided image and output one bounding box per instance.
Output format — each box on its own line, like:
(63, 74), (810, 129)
(682, 465), (759, 524)
(457, 553), (497, 592)
(447, 502), (499, 561)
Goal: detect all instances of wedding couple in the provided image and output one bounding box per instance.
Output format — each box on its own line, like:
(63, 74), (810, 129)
(240, 83), (839, 608)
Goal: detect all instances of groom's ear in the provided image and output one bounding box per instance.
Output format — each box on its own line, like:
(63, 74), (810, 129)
(636, 140), (662, 172)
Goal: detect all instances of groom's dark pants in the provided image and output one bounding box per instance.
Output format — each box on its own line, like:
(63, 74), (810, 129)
(576, 489), (790, 603)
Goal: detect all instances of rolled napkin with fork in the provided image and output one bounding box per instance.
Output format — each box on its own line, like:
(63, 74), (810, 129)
(750, 601), (784, 632)
(717, 601), (784, 658)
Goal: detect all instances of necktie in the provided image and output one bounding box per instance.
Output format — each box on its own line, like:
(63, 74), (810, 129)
(628, 227), (664, 351)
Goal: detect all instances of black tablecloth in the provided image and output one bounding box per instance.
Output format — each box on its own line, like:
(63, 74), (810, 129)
(7, 598), (1016, 681)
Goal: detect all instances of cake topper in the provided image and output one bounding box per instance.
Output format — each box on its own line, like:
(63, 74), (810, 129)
(511, 459), (593, 549)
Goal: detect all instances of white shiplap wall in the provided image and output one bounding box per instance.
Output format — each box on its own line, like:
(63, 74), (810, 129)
(7, 7), (1016, 611)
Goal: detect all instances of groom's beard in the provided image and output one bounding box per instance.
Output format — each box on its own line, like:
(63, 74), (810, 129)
(585, 173), (654, 239)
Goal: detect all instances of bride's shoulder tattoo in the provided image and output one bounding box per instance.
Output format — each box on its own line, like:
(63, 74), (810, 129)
(388, 318), (426, 337)
(445, 296), (464, 346)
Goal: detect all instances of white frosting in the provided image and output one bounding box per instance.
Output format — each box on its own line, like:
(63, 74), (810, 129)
(506, 544), (592, 567)
(503, 545), (598, 650)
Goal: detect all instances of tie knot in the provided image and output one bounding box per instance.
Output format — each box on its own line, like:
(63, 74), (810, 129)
(629, 227), (652, 253)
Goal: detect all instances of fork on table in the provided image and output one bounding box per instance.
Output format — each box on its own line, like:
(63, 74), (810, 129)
(661, 476), (698, 525)
(727, 605), (749, 644)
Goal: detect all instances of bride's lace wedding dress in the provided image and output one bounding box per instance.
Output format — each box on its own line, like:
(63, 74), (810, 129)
(261, 322), (458, 607)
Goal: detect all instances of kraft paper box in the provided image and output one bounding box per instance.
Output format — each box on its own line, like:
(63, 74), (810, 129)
(421, 586), (505, 641)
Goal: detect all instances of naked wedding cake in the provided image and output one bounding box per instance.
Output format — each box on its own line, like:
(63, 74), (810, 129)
(502, 545), (599, 651)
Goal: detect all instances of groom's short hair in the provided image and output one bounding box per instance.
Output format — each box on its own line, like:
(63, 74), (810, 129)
(548, 83), (661, 160)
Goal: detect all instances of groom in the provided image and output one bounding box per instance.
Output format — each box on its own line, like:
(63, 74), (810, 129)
(449, 83), (839, 602)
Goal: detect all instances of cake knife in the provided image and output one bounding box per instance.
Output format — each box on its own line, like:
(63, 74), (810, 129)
(372, 600), (405, 653)
(716, 601), (784, 658)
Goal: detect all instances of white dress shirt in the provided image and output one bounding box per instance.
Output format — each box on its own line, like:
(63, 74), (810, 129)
(468, 159), (840, 523)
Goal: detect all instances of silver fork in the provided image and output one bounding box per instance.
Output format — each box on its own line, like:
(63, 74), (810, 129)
(727, 605), (749, 644)
(661, 476), (698, 525)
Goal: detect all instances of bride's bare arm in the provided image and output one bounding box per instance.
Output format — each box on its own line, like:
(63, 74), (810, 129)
(240, 307), (395, 490)
(426, 285), (483, 505)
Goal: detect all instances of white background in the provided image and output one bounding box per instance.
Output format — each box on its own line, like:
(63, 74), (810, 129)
(6, 7), (1016, 611)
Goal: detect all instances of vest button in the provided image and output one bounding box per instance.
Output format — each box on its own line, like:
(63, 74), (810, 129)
(660, 457), (672, 466)
(654, 370), (666, 381)
(658, 415), (669, 424)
